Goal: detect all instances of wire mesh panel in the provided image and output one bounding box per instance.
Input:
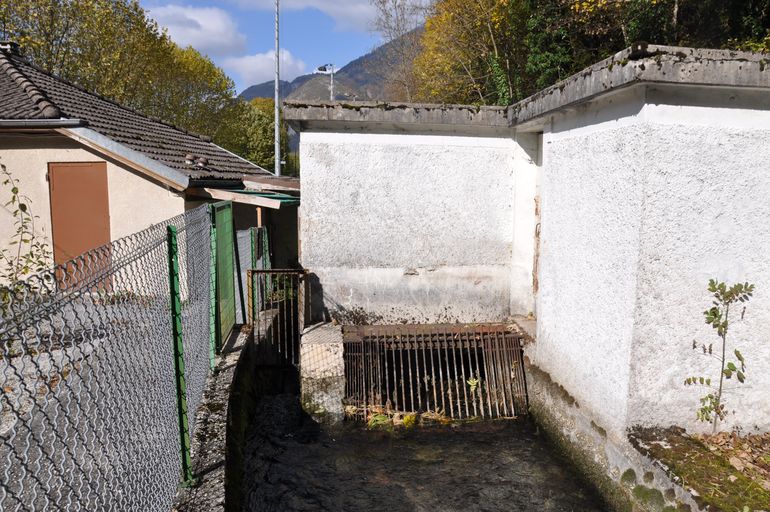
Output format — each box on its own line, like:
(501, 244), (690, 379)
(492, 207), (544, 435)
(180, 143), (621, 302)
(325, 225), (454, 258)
(247, 270), (304, 365)
(343, 324), (528, 421)
(212, 201), (236, 348)
(0, 205), (212, 511)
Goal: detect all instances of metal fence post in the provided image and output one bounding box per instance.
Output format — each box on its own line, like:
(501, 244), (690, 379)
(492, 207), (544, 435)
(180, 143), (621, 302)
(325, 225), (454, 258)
(250, 227), (258, 323)
(167, 225), (194, 485)
(209, 211), (219, 363)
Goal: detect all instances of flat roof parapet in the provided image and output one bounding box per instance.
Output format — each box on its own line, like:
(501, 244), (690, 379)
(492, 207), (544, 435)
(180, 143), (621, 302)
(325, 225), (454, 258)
(283, 101), (512, 133)
(284, 44), (770, 133)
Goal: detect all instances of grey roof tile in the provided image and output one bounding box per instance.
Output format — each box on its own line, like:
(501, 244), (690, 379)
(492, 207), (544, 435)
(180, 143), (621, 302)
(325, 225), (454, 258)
(0, 50), (271, 181)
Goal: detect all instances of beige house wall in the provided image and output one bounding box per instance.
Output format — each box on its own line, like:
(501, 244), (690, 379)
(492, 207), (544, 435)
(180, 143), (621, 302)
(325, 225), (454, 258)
(0, 132), (186, 271)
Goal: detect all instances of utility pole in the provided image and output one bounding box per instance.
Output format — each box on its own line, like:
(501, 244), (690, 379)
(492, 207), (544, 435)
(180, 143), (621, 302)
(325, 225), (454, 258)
(274, 0), (281, 176)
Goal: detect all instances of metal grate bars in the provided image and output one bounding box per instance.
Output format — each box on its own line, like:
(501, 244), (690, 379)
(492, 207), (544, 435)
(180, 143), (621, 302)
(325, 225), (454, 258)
(343, 324), (528, 421)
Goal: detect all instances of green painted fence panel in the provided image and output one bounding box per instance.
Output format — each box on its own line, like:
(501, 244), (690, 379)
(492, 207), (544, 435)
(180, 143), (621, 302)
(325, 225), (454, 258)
(212, 201), (235, 347)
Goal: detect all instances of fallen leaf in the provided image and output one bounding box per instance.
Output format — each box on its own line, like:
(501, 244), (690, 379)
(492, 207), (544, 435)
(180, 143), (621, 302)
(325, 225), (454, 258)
(729, 456), (745, 472)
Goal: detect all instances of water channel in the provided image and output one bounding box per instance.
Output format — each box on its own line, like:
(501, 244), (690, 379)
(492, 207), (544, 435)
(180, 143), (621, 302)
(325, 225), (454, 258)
(241, 394), (609, 512)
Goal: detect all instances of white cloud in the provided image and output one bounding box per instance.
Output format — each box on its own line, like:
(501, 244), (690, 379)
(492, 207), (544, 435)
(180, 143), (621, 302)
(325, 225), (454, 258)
(223, 49), (307, 85)
(149, 5), (247, 56)
(230, 0), (376, 32)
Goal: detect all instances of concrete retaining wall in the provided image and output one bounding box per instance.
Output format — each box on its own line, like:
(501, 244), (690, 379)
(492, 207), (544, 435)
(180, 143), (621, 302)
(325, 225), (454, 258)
(299, 131), (536, 323)
(526, 358), (704, 512)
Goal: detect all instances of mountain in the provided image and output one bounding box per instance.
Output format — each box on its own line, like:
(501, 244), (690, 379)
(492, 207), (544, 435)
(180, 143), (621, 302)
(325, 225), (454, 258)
(239, 37), (399, 103)
(240, 74), (318, 101)
(240, 80), (289, 100)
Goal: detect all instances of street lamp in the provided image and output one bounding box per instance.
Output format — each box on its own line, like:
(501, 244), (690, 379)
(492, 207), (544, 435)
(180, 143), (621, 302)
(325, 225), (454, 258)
(316, 64), (335, 101)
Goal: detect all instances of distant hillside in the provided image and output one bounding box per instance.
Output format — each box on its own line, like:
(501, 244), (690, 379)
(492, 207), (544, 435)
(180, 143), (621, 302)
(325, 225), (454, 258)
(239, 36), (404, 102)
(240, 74), (317, 101)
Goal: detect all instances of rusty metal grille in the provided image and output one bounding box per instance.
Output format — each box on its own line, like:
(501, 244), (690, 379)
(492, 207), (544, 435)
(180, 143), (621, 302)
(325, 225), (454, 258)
(247, 269), (306, 365)
(343, 324), (528, 420)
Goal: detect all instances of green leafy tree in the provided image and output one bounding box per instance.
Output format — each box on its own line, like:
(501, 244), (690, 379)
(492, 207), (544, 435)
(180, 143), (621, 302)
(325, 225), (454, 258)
(214, 98), (293, 175)
(146, 45), (236, 138)
(684, 279), (754, 432)
(410, 0), (770, 105)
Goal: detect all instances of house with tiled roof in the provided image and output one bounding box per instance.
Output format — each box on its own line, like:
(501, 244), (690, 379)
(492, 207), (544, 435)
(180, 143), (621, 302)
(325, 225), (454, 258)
(0, 41), (298, 266)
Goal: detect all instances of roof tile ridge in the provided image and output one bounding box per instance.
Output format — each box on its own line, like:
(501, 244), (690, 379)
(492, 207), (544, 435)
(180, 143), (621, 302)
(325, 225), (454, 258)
(0, 51), (61, 118)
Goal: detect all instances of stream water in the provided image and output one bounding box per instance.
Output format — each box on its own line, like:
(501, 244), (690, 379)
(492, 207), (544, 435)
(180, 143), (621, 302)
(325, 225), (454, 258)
(242, 394), (610, 512)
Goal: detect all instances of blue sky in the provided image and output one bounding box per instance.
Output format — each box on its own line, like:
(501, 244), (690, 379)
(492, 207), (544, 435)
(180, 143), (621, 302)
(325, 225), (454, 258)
(141, 0), (381, 93)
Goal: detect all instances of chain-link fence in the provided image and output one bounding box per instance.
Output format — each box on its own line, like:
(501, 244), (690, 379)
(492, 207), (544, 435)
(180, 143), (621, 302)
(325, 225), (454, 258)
(0, 204), (214, 511)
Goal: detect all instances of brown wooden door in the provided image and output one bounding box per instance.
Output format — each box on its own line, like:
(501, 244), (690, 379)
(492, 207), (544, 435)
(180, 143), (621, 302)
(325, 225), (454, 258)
(48, 162), (110, 264)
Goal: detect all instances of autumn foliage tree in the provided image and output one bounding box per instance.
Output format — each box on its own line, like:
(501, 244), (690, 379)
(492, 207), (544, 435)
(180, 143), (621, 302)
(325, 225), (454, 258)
(0, 0), (235, 140)
(413, 0), (531, 105)
(398, 0), (770, 105)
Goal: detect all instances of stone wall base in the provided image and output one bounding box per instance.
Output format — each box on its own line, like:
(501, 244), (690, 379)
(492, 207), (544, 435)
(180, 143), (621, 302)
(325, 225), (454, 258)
(526, 358), (703, 512)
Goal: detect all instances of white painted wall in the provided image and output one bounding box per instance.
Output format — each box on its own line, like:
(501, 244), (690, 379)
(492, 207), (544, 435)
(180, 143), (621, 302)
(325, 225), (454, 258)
(0, 133), (185, 276)
(299, 131), (534, 323)
(510, 132), (539, 317)
(533, 122), (647, 439)
(297, 84), (770, 435)
(533, 86), (770, 435)
(627, 119), (770, 434)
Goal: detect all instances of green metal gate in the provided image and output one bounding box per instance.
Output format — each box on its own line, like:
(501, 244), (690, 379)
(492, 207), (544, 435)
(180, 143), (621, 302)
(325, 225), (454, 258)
(212, 201), (236, 348)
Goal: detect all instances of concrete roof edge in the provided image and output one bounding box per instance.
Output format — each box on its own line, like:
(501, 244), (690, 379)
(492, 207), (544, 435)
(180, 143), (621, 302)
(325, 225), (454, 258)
(284, 44), (770, 131)
(283, 100), (512, 130)
(510, 43), (770, 126)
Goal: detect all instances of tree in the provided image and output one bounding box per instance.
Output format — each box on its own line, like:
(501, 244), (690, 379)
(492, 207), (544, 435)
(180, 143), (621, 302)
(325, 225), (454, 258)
(410, 0), (770, 105)
(370, 0), (428, 101)
(214, 98), (292, 175)
(0, 0), (235, 137)
(685, 280), (754, 432)
(413, 0), (532, 105)
(145, 45), (235, 138)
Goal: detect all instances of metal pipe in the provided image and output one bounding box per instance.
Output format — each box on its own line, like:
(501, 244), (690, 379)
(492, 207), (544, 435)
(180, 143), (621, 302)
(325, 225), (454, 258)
(0, 119), (84, 127)
(274, 0), (281, 176)
(428, 329), (438, 413)
(414, 329), (422, 412)
(458, 329), (470, 418)
(406, 331), (415, 412)
(450, 332), (462, 418)
(442, 329), (453, 418)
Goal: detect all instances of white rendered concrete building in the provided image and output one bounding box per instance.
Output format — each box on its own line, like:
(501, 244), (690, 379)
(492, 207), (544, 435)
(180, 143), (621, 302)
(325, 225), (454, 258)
(286, 44), (770, 444)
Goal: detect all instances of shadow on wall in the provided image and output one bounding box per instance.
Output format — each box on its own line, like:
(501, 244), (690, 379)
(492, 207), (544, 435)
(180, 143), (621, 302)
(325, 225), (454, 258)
(304, 272), (386, 326)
